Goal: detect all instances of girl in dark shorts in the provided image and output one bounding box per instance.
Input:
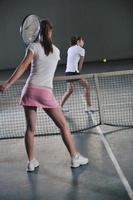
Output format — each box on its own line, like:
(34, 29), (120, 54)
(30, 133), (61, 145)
(61, 36), (94, 114)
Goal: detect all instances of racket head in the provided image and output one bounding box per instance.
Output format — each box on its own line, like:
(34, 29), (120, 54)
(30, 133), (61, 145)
(20, 14), (40, 46)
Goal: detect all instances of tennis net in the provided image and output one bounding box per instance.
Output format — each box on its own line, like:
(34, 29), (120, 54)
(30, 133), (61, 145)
(0, 70), (133, 139)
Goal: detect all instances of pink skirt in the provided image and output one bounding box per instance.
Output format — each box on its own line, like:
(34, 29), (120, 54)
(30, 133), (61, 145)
(19, 85), (59, 108)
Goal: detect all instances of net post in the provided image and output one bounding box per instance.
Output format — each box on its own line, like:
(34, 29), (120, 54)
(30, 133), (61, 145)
(94, 74), (104, 125)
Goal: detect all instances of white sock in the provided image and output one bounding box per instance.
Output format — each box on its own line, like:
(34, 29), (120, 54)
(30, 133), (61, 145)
(72, 152), (79, 159)
(29, 158), (35, 163)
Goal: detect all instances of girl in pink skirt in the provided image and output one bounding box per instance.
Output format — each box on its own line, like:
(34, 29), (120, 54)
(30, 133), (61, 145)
(0, 19), (88, 172)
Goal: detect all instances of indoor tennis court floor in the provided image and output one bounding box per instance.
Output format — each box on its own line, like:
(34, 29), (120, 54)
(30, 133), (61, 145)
(0, 126), (133, 200)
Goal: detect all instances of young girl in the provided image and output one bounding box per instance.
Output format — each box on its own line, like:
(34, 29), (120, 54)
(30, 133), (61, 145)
(61, 36), (94, 114)
(0, 20), (88, 172)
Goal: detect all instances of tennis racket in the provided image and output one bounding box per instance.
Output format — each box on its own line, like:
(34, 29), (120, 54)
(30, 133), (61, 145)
(20, 14), (40, 45)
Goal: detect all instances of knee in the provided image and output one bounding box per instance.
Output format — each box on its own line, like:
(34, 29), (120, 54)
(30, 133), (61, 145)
(83, 79), (88, 86)
(83, 80), (89, 89)
(26, 125), (36, 134)
(67, 86), (73, 94)
(69, 88), (73, 94)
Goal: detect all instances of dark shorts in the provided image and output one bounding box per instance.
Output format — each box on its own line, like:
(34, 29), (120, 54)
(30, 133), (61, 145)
(65, 71), (80, 82)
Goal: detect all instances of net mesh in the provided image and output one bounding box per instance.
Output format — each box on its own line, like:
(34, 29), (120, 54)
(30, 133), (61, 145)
(97, 71), (133, 126)
(0, 70), (133, 139)
(0, 75), (100, 139)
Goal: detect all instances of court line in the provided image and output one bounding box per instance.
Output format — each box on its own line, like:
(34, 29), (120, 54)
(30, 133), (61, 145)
(91, 115), (133, 200)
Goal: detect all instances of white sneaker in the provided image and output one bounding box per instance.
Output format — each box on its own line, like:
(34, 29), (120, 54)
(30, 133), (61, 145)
(27, 159), (40, 172)
(71, 153), (89, 168)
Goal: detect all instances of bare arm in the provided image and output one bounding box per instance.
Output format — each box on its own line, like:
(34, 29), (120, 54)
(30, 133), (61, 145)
(78, 56), (84, 72)
(0, 49), (33, 92)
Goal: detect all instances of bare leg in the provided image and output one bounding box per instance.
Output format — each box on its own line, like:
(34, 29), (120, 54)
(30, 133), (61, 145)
(60, 82), (74, 107)
(24, 106), (37, 161)
(79, 78), (91, 107)
(44, 107), (77, 157)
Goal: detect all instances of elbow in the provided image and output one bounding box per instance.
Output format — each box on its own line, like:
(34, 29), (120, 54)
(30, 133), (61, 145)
(21, 62), (30, 72)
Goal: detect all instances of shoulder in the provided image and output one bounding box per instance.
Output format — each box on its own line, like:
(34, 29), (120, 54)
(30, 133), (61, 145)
(27, 42), (41, 54)
(76, 45), (84, 51)
(53, 45), (60, 58)
(68, 46), (73, 50)
(69, 45), (82, 51)
(53, 44), (60, 52)
(27, 42), (42, 55)
(67, 45), (84, 53)
(67, 46), (75, 53)
(77, 46), (85, 55)
(28, 42), (39, 48)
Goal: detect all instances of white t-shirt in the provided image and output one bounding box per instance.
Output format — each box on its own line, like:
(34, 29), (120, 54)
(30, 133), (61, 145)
(65, 45), (85, 72)
(25, 42), (60, 89)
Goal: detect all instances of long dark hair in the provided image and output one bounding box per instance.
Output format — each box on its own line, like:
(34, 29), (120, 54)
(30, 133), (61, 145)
(40, 20), (53, 56)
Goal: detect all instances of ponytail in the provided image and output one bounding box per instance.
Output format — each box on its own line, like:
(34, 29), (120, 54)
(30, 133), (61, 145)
(70, 35), (84, 46)
(70, 36), (77, 46)
(40, 20), (53, 56)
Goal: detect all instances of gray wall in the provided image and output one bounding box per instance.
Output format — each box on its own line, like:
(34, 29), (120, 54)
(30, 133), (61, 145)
(0, 0), (133, 69)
